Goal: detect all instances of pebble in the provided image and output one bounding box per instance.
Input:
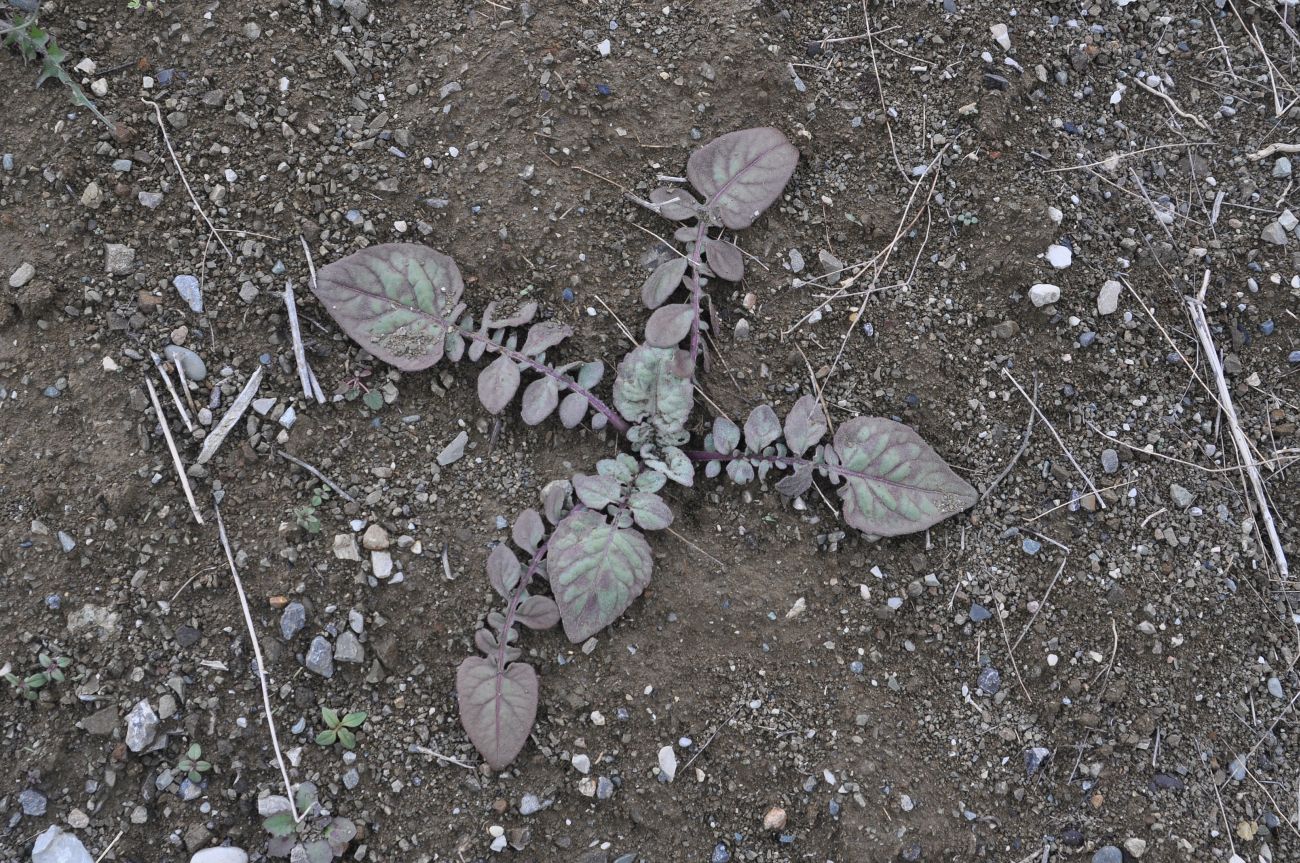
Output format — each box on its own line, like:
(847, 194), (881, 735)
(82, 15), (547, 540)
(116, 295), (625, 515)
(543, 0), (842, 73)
(571, 753), (591, 774)
(20, 788), (48, 815)
(1169, 483), (1194, 508)
(596, 776), (614, 799)
(190, 849), (249, 863)
(1092, 846), (1122, 863)
(362, 524), (389, 550)
(80, 181), (103, 209)
(31, 826), (94, 863)
(1101, 448), (1119, 474)
(9, 262), (35, 288)
(174, 275), (203, 312)
(1028, 283), (1060, 307)
(1274, 156), (1293, 178)
(112, 159), (132, 172)
(990, 23), (1011, 51)
(125, 699), (159, 752)
(596, 38), (611, 57)
(1261, 222), (1289, 246)
(977, 666), (1001, 694)
(104, 243), (136, 275)
(969, 603), (991, 622)
(1268, 677), (1284, 699)
(763, 807), (787, 830)
(1022, 538), (1042, 555)
(788, 248), (805, 273)
(1281, 209), (1298, 231)
(435, 430), (469, 466)
(280, 602), (307, 640)
(305, 636), (335, 677)
(333, 534), (361, 561)
(243, 21), (261, 39)
(519, 793), (545, 815)
(1024, 747), (1051, 776)
(1123, 838), (1148, 859)
(164, 345), (207, 382)
(139, 191), (164, 209)
(57, 531), (76, 552)
(657, 745), (677, 781)
(371, 550), (393, 579)
(710, 844), (731, 863)
(334, 631), (365, 663)
(1045, 244), (1073, 268)
(1097, 279), (1121, 315)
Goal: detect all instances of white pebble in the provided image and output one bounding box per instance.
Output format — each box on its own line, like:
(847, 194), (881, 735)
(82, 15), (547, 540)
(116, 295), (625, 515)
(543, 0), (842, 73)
(990, 23), (1011, 51)
(1028, 283), (1061, 307)
(1045, 244), (1072, 269)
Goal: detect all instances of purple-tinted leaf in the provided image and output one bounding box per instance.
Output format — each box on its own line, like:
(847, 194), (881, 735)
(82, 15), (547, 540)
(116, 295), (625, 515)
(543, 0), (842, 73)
(596, 456), (635, 484)
(613, 345), (694, 435)
(629, 492), (673, 530)
(456, 656), (538, 769)
(784, 394), (827, 456)
(640, 257), (689, 310)
(446, 330), (466, 362)
(634, 470), (667, 493)
(325, 818), (358, 854)
(644, 303), (695, 348)
(548, 510), (653, 643)
(775, 463), (815, 498)
(303, 840), (334, 863)
(478, 355), (521, 414)
(713, 416), (740, 453)
(743, 404), (781, 452)
(649, 186), (700, 220)
(573, 473), (622, 510)
(577, 361), (604, 389)
(486, 544), (522, 597)
(726, 459), (755, 484)
(487, 301), (538, 328)
(643, 445), (694, 487)
(687, 127), (799, 230)
(704, 460), (722, 479)
(515, 595), (560, 630)
(520, 377), (559, 425)
(702, 238), (744, 281)
(830, 417), (978, 537)
(311, 243), (465, 372)
(541, 479), (572, 525)
(474, 627), (498, 657)
(558, 392), (589, 428)
(512, 508), (544, 553)
(521, 320), (572, 356)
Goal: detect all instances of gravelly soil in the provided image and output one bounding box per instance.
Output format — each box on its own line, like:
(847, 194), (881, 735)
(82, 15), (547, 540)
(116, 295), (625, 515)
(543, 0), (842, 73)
(1, 1), (1298, 862)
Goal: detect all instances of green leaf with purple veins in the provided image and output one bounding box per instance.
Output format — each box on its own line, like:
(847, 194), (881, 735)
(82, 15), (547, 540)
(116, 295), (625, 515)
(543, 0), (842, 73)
(310, 243), (464, 371)
(687, 127), (799, 230)
(613, 345), (693, 435)
(547, 510), (653, 643)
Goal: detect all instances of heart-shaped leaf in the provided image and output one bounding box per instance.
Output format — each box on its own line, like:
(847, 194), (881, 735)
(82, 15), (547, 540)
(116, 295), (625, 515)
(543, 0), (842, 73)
(629, 492), (673, 530)
(311, 243), (465, 372)
(515, 594), (560, 630)
(520, 377), (559, 425)
(687, 127), (799, 230)
(478, 355), (521, 414)
(641, 257), (689, 310)
(649, 186), (700, 220)
(702, 238), (744, 281)
(512, 508), (544, 552)
(548, 510), (653, 643)
(613, 345), (694, 436)
(521, 320), (572, 356)
(726, 459), (755, 484)
(486, 544), (522, 597)
(784, 394), (827, 456)
(743, 404), (782, 452)
(456, 656), (539, 770)
(829, 417), (978, 536)
(644, 303), (694, 348)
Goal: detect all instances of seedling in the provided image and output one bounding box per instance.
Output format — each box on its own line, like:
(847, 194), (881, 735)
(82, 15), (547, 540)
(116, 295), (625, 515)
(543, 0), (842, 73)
(293, 485), (330, 534)
(2, 6), (115, 132)
(315, 706), (366, 750)
(176, 742), (212, 783)
(5, 652), (71, 701)
(308, 128), (977, 768)
(263, 782), (356, 862)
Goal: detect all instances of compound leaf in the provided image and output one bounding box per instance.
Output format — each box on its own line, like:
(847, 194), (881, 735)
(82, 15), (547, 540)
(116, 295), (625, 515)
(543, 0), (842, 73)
(613, 345), (694, 436)
(520, 377), (559, 425)
(830, 417), (978, 537)
(629, 492), (673, 530)
(686, 127), (799, 230)
(456, 656), (538, 770)
(312, 243), (465, 372)
(641, 257), (689, 310)
(478, 355), (521, 415)
(783, 394), (827, 456)
(548, 510), (653, 643)
(515, 595), (560, 630)
(702, 238), (744, 281)
(743, 404), (782, 452)
(644, 303), (694, 348)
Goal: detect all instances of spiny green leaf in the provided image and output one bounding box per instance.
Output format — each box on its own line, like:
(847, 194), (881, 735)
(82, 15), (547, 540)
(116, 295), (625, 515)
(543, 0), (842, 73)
(456, 656), (538, 770)
(548, 510), (653, 643)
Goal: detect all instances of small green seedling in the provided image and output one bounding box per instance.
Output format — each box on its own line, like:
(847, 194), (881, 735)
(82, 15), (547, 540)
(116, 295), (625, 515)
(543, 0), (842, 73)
(293, 486), (330, 534)
(315, 707), (366, 750)
(263, 782), (357, 862)
(5, 652), (71, 701)
(177, 742), (212, 783)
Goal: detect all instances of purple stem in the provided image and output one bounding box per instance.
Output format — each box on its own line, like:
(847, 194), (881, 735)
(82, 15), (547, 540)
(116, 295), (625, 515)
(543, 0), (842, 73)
(495, 534), (555, 674)
(685, 221), (709, 369)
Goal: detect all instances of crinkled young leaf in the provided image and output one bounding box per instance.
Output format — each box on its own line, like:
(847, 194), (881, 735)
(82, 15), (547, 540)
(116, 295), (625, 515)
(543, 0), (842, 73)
(649, 186), (700, 220)
(486, 544), (522, 597)
(515, 595), (560, 630)
(829, 417), (978, 537)
(687, 127), (800, 230)
(744, 404), (782, 452)
(548, 510), (654, 643)
(478, 355), (521, 414)
(558, 392), (589, 428)
(613, 345), (694, 436)
(775, 463), (815, 498)
(702, 238), (744, 281)
(634, 470), (667, 493)
(311, 243), (465, 371)
(640, 257), (689, 310)
(784, 394), (827, 456)
(573, 473), (622, 510)
(456, 656), (538, 770)
(596, 456), (635, 484)
(512, 508), (544, 553)
(629, 492), (674, 530)
(713, 416), (741, 453)
(645, 303), (695, 348)
(520, 377), (559, 425)
(521, 320), (572, 356)
(475, 627), (521, 662)
(644, 445), (694, 487)
(726, 458), (755, 484)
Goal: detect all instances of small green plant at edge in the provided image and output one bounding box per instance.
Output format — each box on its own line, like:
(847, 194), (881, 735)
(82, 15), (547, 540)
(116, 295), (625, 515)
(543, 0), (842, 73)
(293, 485), (330, 534)
(263, 782), (357, 862)
(315, 706), (366, 750)
(2, 4), (115, 132)
(176, 742), (212, 783)
(5, 652), (71, 701)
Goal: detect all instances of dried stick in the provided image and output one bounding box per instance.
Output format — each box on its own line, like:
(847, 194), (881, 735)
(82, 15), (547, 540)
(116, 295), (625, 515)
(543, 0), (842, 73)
(141, 98), (233, 259)
(1002, 368), (1105, 508)
(283, 279), (321, 403)
(213, 495), (303, 822)
(273, 449), (356, 504)
(995, 599), (1032, 703)
(981, 373), (1038, 501)
(144, 376), (205, 525)
(1134, 79), (1210, 130)
(150, 350), (194, 431)
(1246, 142), (1300, 160)
(1186, 272), (1289, 579)
(197, 367), (264, 465)
(93, 830), (125, 863)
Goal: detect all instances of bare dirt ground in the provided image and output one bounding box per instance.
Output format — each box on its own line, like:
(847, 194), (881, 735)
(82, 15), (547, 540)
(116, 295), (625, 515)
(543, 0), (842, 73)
(2, 1), (1299, 862)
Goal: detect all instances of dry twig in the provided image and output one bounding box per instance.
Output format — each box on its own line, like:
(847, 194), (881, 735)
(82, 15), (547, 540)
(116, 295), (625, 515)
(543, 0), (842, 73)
(141, 98), (233, 258)
(1002, 368), (1105, 508)
(144, 376), (205, 525)
(274, 449), (356, 504)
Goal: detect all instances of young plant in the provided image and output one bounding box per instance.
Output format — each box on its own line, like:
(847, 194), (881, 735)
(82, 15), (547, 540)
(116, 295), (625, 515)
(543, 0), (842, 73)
(293, 485), (330, 534)
(263, 783), (357, 863)
(176, 742), (212, 783)
(315, 706), (366, 750)
(307, 127), (978, 769)
(2, 6), (115, 132)
(5, 652), (71, 701)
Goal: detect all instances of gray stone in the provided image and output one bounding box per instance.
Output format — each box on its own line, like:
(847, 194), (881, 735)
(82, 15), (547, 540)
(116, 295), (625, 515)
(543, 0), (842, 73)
(1274, 156), (1293, 178)
(1261, 221), (1289, 246)
(1097, 279), (1122, 315)
(571, 753), (591, 774)
(1091, 846), (1122, 863)
(596, 776), (614, 799)
(174, 275), (202, 312)
(81, 181), (103, 209)
(342, 0), (369, 18)
(1024, 747), (1051, 776)
(362, 524), (389, 550)
(20, 788), (47, 815)
(436, 431), (468, 466)
(190, 849), (250, 863)
(125, 699), (159, 752)
(305, 636), (334, 677)
(333, 534), (361, 561)
(280, 602), (307, 640)
(31, 826), (94, 863)
(334, 631), (364, 663)
(9, 262), (35, 288)
(1169, 483), (1194, 508)
(370, 550), (393, 579)
(112, 159), (133, 172)
(80, 705), (118, 736)
(243, 21), (261, 39)
(104, 243), (136, 275)
(977, 666), (1001, 694)
(239, 282), (259, 303)
(969, 603), (991, 622)
(139, 191), (164, 209)
(519, 793), (545, 815)
(164, 345), (207, 382)
(1123, 838), (1148, 859)
(1101, 448), (1119, 474)
(1028, 283), (1060, 307)
(1268, 676), (1284, 699)
(1045, 243), (1072, 268)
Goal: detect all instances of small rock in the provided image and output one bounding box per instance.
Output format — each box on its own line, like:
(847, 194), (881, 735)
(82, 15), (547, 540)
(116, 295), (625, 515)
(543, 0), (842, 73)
(105, 243), (136, 275)
(164, 345), (207, 382)
(20, 788), (48, 816)
(519, 793), (545, 815)
(1028, 283), (1060, 307)
(31, 826), (94, 863)
(333, 534), (361, 561)
(280, 602), (307, 640)
(1169, 483), (1194, 508)
(362, 524), (389, 550)
(990, 23), (1011, 51)
(1274, 156), (1293, 179)
(80, 705), (118, 736)
(1261, 221), (1289, 246)
(1101, 449), (1120, 474)
(305, 636), (334, 677)
(1123, 838), (1148, 859)
(334, 631), (365, 663)
(9, 262), (35, 288)
(371, 550), (393, 579)
(81, 181), (103, 210)
(788, 248), (805, 273)
(1045, 244), (1073, 268)
(977, 666), (1001, 694)
(571, 753), (591, 774)
(1091, 846), (1122, 863)
(437, 431), (468, 466)
(125, 699), (159, 752)
(190, 849), (250, 863)
(596, 776), (614, 799)
(1268, 676), (1284, 699)
(1024, 747), (1051, 776)
(763, 807), (787, 830)
(657, 745), (677, 782)
(139, 191), (164, 209)
(969, 603), (991, 622)
(243, 21), (261, 39)
(173, 275), (202, 312)
(711, 844), (731, 863)
(1097, 279), (1122, 315)
(596, 38), (611, 57)
(992, 320), (1019, 339)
